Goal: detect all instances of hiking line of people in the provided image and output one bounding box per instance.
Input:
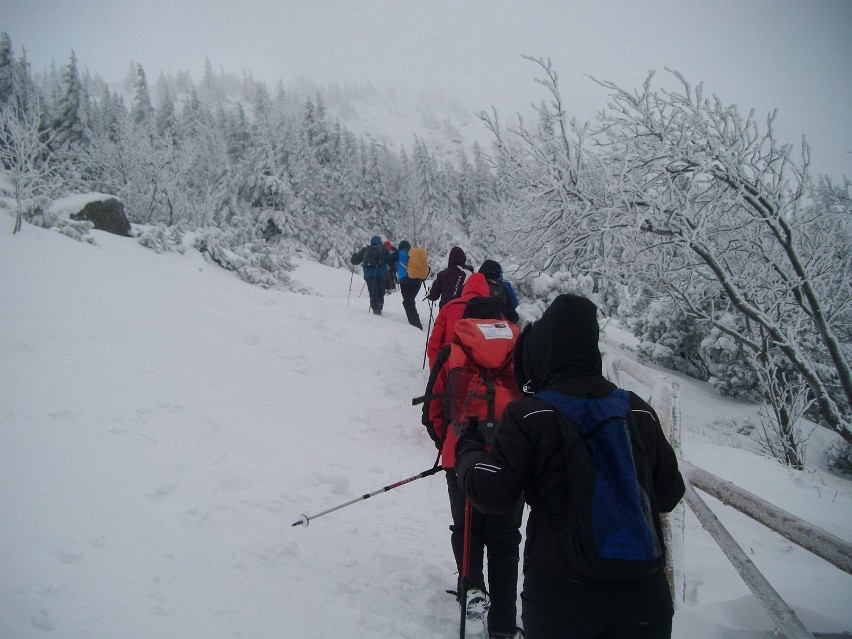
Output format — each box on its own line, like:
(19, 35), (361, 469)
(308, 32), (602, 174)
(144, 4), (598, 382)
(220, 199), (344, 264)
(350, 235), (429, 327)
(351, 239), (520, 334)
(338, 239), (685, 639)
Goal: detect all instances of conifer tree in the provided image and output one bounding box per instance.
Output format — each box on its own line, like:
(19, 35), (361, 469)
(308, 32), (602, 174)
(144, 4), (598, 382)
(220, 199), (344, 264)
(0, 32), (14, 106)
(52, 50), (88, 147)
(154, 73), (176, 136)
(130, 63), (154, 129)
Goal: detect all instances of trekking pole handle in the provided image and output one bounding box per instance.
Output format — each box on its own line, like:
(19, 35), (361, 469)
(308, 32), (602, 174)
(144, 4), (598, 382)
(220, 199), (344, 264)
(292, 461), (442, 527)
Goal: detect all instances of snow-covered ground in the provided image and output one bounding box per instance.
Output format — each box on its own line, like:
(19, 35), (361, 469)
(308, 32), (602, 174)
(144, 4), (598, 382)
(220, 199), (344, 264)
(1, 222), (850, 638)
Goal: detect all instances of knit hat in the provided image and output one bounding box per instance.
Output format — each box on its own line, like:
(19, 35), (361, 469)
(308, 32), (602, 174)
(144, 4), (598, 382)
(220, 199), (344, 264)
(462, 296), (502, 320)
(478, 259), (502, 280)
(398, 240), (411, 251)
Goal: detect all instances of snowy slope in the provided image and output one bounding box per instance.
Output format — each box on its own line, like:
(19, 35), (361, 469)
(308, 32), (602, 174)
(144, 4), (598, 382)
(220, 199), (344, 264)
(1, 222), (850, 639)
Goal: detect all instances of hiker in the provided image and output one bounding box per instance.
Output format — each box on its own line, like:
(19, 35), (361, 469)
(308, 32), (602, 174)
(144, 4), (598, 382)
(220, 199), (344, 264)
(426, 272), (491, 369)
(351, 236), (391, 315)
(422, 296), (524, 639)
(392, 240), (425, 330)
(384, 240), (398, 292)
(455, 294), (685, 639)
(426, 246), (474, 309)
(478, 260), (520, 324)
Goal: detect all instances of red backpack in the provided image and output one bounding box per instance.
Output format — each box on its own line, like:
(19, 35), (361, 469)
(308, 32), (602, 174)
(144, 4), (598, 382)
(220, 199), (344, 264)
(443, 318), (520, 443)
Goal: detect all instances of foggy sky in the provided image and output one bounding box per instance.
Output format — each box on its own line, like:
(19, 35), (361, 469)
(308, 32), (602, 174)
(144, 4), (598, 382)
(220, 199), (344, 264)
(2, 0), (850, 178)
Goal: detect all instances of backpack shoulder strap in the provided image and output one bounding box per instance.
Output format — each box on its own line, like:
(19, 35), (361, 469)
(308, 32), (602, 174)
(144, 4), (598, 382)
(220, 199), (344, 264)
(412, 345), (452, 407)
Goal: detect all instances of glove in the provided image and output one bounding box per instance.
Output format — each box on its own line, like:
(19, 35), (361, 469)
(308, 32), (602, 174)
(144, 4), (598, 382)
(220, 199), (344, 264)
(453, 416), (480, 437)
(456, 426), (485, 445)
(455, 426), (486, 461)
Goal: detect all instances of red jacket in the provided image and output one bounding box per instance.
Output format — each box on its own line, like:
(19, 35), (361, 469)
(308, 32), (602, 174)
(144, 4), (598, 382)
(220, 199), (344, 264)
(426, 273), (491, 368)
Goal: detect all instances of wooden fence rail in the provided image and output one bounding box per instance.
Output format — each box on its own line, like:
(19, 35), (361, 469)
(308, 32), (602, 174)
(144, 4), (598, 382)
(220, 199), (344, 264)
(683, 461), (852, 575)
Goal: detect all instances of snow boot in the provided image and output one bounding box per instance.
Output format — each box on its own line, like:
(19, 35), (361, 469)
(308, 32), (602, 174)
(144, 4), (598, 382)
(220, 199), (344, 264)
(465, 587), (490, 622)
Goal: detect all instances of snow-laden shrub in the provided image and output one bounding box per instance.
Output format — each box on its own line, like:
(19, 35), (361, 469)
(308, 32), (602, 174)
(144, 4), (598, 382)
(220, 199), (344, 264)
(137, 224), (186, 254)
(701, 315), (761, 399)
(619, 287), (766, 400)
(622, 296), (707, 377)
(513, 269), (621, 322)
(824, 440), (852, 478)
(29, 205), (97, 244)
(193, 226), (292, 289)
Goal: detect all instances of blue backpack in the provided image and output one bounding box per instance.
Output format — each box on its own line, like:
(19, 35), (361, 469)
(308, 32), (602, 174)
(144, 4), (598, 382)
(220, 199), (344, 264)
(535, 388), (663, 581)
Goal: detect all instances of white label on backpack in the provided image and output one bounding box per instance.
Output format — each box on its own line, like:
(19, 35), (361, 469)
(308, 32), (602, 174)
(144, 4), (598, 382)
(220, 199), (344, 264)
(476, 322), (514, 340)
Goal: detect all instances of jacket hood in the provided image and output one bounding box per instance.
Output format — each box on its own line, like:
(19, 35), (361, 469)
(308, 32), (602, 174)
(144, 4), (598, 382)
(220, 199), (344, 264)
(460, 272), (490, 298)
(448, 246), (467, 267)
(514, 294), (602, 394)
(370, 235), (382, 246)
(454, 318), (519, 370)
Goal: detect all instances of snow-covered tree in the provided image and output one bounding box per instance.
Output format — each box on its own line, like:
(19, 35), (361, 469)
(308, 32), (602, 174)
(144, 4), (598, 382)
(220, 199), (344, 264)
(0, 32), (14, 106)
(0, 34), (39, 123)
(596, 70), (851, 446)
(130, 64), (154, 129)
(478, 56), (619, 312)
(0, 104), (56, 233)
(486, 56), (850, 450)
(154, 73), (176, 136)
(52, 51), (88, 147)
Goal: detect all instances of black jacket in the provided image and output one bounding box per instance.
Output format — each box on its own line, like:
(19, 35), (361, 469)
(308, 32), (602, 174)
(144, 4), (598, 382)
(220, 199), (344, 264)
(455, 377), (684, 577)
(454, 294), (685, 579)
(426, 247), (473, 307)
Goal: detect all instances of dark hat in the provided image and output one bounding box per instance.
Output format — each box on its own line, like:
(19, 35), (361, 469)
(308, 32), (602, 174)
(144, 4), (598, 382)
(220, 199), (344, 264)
(462, 296), (502, 319)
(517, 294), (602, 392)
(478, 259), (502, 280)
(398, 240), (411, 251)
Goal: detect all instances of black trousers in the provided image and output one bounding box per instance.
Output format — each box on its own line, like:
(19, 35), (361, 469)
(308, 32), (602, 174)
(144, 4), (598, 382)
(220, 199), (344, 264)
(521, 566), (674, 639)
(400, 277), (423, 328)
(446, 469), (522, 636)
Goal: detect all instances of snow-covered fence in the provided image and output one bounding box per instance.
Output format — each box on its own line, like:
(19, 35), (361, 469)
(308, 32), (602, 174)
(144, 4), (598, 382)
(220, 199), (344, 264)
(603, 351), (686, 602)
(683, 462), (852, 576)
(682, 479), (816, 639)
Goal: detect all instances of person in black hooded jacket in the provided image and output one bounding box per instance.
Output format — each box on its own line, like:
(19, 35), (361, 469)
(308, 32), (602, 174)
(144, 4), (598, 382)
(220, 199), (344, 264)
(454, 294), (685, 639)
(426, 246), (474, 308)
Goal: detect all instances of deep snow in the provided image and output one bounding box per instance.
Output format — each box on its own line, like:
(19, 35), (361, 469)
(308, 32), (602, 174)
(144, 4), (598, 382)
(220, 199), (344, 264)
(1, 222), (850, 639)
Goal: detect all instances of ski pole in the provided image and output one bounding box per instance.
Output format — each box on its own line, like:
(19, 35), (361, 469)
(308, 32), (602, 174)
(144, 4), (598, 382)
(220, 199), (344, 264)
(422, 300), (435, 369)
(346, 268), (354, 307)
(292, 456), (442, 527)
(459, 498), (472, 639)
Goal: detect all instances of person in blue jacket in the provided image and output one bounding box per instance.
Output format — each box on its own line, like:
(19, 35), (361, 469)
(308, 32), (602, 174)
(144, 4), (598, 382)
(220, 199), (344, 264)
(391, 240), (424, 329)
(479, 260), (520, 324)
(351, 236), (391, 315)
